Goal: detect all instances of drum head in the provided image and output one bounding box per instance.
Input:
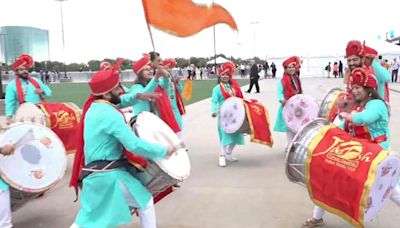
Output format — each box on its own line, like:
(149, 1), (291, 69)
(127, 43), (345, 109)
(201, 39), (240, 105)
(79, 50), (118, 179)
(14, 103), (45, 125)
(134, 112), (190, 181)
(219, 97), (246, 134)
(364, 155), (400, 221)
(283, 94), (319, 133)
(0, 123), (67, 192)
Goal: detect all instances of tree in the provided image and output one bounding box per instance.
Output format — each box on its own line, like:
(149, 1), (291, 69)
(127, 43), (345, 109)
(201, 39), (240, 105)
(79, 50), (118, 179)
(88, 60), (101, 71)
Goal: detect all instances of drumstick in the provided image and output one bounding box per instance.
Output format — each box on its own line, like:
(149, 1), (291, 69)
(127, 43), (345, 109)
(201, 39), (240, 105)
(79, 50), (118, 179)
(14, 128), (35, 148)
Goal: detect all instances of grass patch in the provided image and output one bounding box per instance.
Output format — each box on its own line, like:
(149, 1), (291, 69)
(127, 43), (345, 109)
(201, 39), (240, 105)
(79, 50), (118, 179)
(3, 79), (249, 107)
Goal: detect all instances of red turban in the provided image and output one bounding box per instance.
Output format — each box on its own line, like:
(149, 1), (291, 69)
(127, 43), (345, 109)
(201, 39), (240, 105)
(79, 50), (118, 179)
(350, 67), (377, 89)
(346, 40), (365, 57)
(133, 55), (151, 74)
(282, 56), (299, 68)
(12, 54), (34, 71)
(161, 58), (177, 68)
(88, 70), (120, 96)
(364, 46), (378, 57)
(217, 61), (236, 76)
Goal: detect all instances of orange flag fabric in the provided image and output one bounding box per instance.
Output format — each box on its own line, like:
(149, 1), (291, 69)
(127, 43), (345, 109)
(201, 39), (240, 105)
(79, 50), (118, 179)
(142, 0), (238, 37)
(182, 79), (193, 101)
(243, 99), (273, 147)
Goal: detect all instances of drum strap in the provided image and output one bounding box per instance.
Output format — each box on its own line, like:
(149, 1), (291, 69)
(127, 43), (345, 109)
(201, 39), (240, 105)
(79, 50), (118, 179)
(72, 159), (131, 202)
(80, 159), (131, 180)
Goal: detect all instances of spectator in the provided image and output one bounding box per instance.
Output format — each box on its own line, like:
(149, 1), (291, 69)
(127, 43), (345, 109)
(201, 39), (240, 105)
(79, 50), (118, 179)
(271, 62), (277, 78)
(332, 62), (338, 78)
(246, 60), (260, 93)
(325, 62), (331, 78)
(338, 60), (343, 78)
(391, 58), (399, 82)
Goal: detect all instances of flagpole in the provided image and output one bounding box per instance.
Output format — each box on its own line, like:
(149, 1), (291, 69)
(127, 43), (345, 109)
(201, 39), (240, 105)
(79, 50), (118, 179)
(146, 23), (156, 52)
(212, 0), (217, 72)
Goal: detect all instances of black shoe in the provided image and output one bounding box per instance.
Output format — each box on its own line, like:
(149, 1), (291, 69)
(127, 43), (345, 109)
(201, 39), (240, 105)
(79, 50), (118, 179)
(255, 91), (260, 93)
(245, 91), (250, 93)
(173, 183), (181, 188)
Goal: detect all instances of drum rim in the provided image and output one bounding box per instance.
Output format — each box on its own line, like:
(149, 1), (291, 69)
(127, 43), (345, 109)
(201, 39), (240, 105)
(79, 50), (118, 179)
(0, 122), (67, 193)
(285, 118), (329, 183)
(318, 87), (343, 119)
(135, 111), (191, 180)
(283, 94), (320, 133)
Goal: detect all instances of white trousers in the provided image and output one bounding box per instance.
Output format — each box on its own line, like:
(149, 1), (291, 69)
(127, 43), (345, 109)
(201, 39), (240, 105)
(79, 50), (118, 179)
(70, 184), (157, 228)
(312, 185), (400, 220)
(176, 131), (183, 142)
(220, 144), (235, 156)
(286, 131), (294, 144)
(0, 189), (12, 228)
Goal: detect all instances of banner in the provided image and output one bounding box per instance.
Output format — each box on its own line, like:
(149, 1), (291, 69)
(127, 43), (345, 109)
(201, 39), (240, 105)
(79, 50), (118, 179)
(243, 99), (273, 147)
(38, 102), (81, 154)
(305, 125), (387, 227)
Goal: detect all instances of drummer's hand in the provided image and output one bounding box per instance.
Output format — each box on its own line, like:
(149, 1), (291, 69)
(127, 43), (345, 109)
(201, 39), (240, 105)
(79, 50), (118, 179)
(34, 89), (44, 95)
(6, 116), (14, 125)
(1, 144), (15, 156)
(155, 67), (167, 78)
(211, 113), (217, 118)
(339, 112), (352, 121)
(166, 147), (175, 157)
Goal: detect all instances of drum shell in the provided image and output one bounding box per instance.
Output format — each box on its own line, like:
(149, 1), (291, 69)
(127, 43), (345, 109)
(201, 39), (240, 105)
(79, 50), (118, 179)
(318, 88), (344, 122)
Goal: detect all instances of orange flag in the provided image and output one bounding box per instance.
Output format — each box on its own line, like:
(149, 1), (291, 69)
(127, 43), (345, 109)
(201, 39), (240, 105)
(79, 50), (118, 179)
(142, 0), (238, 37)
(182, 79), (193, 101)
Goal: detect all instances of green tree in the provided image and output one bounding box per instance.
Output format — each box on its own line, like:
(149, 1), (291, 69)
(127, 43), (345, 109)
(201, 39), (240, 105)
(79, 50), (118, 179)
(88, 60), (101, 71)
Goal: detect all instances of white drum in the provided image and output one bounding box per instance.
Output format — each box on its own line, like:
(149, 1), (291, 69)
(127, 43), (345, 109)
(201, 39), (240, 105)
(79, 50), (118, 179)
(283, 94), (319, 133)
(0, 123), (67, 210)
(219, 97), (250, 134)
(14, 103), (45, 125)
(130, 112), (190, 194)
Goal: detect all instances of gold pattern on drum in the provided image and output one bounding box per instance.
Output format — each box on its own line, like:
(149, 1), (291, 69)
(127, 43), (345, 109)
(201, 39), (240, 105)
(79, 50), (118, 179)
(313, 136), (372, 172)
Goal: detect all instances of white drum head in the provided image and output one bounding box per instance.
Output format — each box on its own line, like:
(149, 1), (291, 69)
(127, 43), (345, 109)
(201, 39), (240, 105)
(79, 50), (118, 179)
(14, 103), (45, 125)
(219, 97), (246, 134)
(134, 112), (190, 181)
(0, 123), (67, 192)
(122, 107), (134, 123)
(364, 155), (400, 221)
(283, 94), (319, 133)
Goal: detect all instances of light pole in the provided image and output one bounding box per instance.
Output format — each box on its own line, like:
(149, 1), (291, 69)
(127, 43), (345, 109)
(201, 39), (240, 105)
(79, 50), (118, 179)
(212, 0), (217, 72)
(55, 0), (68, 78)
(250, 21), (259, 58)
(0, 33), (8, 98)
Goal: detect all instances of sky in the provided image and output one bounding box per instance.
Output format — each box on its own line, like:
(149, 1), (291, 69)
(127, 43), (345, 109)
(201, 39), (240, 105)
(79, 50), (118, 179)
(0, 0), (399, 63)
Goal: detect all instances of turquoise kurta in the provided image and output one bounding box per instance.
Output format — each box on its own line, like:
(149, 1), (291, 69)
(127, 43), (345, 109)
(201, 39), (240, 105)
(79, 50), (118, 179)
(372, 60), (391, 99)
(74, 102), (167, 228)
(211, 84), (244, 146)
(119, 78), (158, 116)
(273, 80), (288, 132)
(159, 73), (183, 128)
(351, 99), (390, 149)
(5, 77), (52, 116)
(0, 178), (7, 191)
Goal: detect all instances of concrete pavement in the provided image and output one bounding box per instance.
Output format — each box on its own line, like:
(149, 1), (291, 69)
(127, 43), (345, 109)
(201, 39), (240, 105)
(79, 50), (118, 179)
(7, 77), (400, 227)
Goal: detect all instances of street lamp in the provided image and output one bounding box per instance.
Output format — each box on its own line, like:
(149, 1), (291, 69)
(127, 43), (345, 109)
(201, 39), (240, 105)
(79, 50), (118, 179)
(55, 0), (68, 79)
(250, 21), (259, 57)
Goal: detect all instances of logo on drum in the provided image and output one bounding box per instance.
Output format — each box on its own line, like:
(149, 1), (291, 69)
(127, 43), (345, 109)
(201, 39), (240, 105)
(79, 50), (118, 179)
(313, 136), (372, 171)
(56, 110), (77, 129)
(31, 169), (44, 180)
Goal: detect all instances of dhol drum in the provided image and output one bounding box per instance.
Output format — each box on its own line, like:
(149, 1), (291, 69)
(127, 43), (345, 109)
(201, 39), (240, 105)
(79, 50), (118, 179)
(283, 94), (319, 133)
(129, 111), (190, 195)
(0, 122), (67, 211)
(318, 88), (346, 122)
(14, 103), (46, 125)
(15, 102), (81, 154)
(286, 118), (400, 224)
(219, 97), (250, 134)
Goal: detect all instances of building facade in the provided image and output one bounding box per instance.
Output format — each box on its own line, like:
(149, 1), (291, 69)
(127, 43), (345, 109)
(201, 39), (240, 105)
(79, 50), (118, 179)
(0, 26), (50, 65)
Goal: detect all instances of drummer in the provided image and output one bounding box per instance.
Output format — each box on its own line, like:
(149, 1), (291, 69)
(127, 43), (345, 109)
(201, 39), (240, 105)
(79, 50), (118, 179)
(5, 54), (52, 125)
(69, 68), (173, 228)
(302, 67), (399, 227)
(159, 58), (186, 141)
(0, 144), (16, 228)
(273, 56), (302, 145)
(211, 62), (244, 167)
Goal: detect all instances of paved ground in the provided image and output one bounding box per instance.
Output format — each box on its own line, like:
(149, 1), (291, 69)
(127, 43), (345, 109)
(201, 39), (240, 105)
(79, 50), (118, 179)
(4, 78), (400, 227)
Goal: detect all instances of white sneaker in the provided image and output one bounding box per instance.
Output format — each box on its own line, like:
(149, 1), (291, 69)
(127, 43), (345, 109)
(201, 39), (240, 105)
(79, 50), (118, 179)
(226, 153), (238, 162)
(219, 156), (226, 167)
